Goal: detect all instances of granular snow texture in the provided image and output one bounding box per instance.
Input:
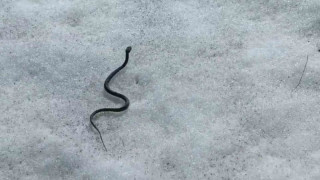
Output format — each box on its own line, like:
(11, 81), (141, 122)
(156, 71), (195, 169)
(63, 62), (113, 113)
(1, 0), (320, 179)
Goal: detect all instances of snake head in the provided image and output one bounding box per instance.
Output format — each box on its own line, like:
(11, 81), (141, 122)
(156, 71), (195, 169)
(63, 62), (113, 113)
(126, 46), (132, 53)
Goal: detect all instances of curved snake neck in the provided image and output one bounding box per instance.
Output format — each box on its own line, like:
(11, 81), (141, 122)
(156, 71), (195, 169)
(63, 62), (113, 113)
(90, 46), (132, 151)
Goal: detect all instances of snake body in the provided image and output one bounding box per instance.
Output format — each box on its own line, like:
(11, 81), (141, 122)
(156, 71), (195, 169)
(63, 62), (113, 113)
(90, 46), (132, 151)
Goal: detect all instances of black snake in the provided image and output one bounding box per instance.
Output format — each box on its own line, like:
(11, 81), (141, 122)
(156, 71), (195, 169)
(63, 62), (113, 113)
(90, 46), (132, 151)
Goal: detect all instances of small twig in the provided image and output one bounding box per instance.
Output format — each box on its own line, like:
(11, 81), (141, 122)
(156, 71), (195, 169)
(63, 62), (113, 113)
(294, 55), (309, 90)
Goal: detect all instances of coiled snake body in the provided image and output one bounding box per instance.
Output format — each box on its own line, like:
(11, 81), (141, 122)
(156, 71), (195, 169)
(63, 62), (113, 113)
(90, 46), (132, 151)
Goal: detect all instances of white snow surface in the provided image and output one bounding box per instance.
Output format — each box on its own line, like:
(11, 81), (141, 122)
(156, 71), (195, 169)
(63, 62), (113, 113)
(1, 0), (320, 179)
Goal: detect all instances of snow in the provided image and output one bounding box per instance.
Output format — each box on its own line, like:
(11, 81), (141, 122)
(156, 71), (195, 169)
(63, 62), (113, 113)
(1, 0), (320, 179)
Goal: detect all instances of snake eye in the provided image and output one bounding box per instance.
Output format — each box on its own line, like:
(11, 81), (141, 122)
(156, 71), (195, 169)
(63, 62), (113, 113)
(126, 46), (132, 53)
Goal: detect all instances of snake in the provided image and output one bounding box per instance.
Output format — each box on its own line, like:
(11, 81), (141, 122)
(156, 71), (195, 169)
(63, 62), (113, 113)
(90, 46), (132, 151)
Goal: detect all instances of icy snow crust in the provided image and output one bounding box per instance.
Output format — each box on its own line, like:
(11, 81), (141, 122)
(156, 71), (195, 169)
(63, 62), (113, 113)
(1, 0), (320, 179)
